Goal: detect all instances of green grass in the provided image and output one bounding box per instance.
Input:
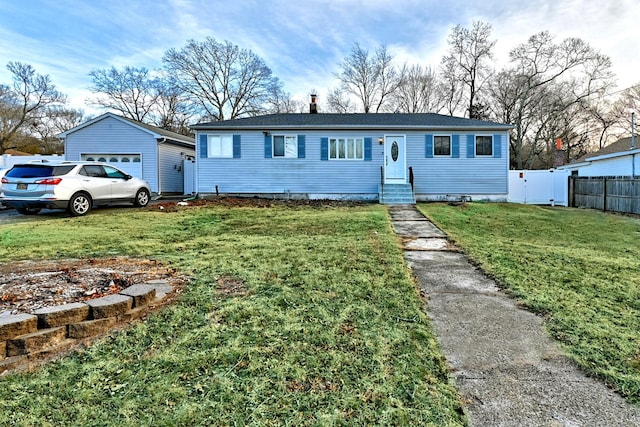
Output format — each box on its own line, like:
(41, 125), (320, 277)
(0, 204), (465, 426)
(418, 202), (640, 403)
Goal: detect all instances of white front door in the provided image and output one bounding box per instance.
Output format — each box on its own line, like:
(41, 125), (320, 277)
(384, 135), (406, 183)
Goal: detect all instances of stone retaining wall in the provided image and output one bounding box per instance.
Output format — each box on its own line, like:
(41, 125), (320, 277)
(0, 280), (173, 374)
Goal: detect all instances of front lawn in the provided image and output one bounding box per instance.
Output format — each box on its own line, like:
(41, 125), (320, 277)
(0, 202), (465, 426)
(419, 202), (640, 403)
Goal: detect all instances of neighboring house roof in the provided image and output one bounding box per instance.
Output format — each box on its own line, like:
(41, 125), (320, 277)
(573, 136), (640, 163)
(59, 112), (195, 147)
(191, 113), (513, 131)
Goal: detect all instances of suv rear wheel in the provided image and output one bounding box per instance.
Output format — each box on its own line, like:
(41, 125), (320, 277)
(68, 193), (92, 216)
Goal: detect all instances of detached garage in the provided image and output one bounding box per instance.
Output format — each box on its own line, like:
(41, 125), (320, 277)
(59, 113), (195, 195)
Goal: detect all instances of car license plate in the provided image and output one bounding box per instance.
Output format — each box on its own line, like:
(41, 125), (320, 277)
(17, 183), (28, 190)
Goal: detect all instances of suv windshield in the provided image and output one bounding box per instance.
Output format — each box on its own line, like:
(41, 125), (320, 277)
(5, 165), (75, 178)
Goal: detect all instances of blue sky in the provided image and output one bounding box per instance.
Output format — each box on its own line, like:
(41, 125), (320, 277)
(0, 0), (638, 113)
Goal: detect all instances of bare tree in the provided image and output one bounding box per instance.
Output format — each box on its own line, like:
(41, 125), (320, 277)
(390, 65), (446, 113)
(265, 87), (306, 113)
(326, 87), (356, 113)
(163, 38), (282, 121)
(488, 32), (614, 169)
(31, 107), (84, 154)
(586, 94), (627, 149)
(88, 66), (160, 122)
(439, 57), (465, 116)
(153, 76), (197, 135)
(334, 43), (404, 113)
(0, 62), (66, 154)
(616, 83), (640, 137)
(441, 21), (495, 118)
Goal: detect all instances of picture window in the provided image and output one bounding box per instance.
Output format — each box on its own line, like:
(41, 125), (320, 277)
(329, 138), (364, 160)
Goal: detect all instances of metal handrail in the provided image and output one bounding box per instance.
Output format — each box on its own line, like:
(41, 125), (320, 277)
(409, 166), (414, 191)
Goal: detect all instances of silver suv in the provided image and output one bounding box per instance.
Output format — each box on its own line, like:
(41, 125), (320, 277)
(0, 161), (151, 216)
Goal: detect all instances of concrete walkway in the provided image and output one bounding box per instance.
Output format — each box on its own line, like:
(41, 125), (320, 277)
(390, 205), (640, 427)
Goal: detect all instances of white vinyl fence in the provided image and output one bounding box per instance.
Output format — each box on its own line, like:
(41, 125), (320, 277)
(1, 154), (63, 169)
(508, 169), (570, 206)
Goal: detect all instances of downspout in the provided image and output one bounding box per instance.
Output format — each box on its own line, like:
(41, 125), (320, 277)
(157, 137), (167, 197)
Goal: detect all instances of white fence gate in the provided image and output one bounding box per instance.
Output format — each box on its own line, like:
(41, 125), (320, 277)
(508, 169), (570, 206)
(183, 158), (196, 195)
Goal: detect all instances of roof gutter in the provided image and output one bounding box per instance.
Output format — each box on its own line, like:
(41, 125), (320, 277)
(191, 124), (514, 132)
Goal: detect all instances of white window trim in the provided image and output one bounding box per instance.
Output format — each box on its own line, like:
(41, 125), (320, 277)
(475, 135), (493, 157)
(328, 137), (365, 161)
(208, 135), (233, 158)
(273, 134), (298, 158)
(433, 134), (452, 157)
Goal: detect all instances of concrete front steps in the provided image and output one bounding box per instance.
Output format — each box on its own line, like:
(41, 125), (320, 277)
(379, 183), (416, 204)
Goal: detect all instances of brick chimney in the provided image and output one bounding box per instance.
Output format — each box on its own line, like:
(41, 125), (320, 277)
(554, 137), (565, 167)
(309, 94), (318, 114)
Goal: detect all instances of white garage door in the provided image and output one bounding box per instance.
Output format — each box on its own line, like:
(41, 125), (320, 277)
(82, 154), (143, 179)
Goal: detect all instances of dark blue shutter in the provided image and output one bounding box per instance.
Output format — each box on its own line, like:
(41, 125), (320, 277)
(452, 134), (460, 158)
(199, 134), (208, 158)
(320, 137), (328, 160)
(364, 137), (372, 161)
(233, 134), (241, 158)
(467, 134), (475, 158)
(493, 134), (501, 158)
(425, 134), (433, 158)
(264, 135), (272, 158)
(297, 135), (305, 158)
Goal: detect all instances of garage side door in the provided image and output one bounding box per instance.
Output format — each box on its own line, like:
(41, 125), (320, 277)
(82, 154), (143, 179)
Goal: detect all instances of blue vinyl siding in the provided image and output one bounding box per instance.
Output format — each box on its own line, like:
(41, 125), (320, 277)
(195, 130), (509, 197)
(158, 143), (185, 193)
(65, 115), (160, 192)
(410, 132), (508, 195)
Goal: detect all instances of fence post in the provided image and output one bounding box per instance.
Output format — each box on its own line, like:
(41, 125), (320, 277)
(602, 177), (607, 212)
(569, 176), (574, 207)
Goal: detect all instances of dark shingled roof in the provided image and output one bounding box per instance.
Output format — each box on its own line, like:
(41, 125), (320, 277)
(190, 113), (512, 130)
(573, 136), (639, 163)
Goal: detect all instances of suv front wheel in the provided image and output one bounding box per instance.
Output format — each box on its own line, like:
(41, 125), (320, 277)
(134, 188), (150, 207)
(68, 193), (92, 216)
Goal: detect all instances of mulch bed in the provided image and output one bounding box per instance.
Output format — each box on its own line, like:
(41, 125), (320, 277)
(0, 258), (187, 316)
(149, 196), (369, 212)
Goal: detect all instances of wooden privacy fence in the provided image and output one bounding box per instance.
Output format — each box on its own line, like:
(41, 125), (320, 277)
(570, 176), (640, 214)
